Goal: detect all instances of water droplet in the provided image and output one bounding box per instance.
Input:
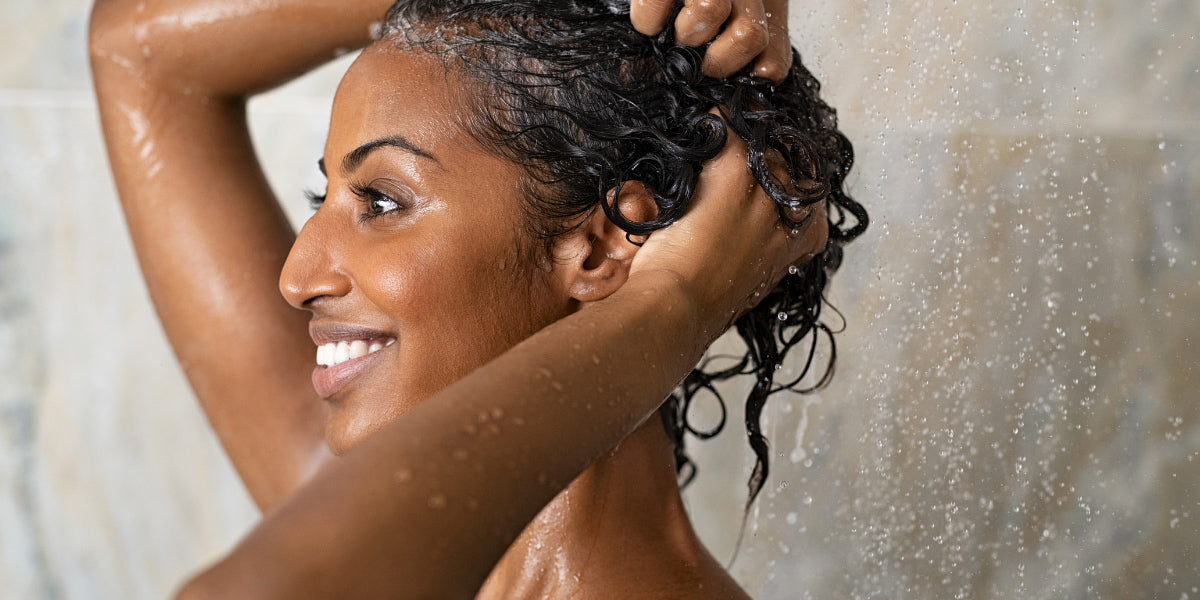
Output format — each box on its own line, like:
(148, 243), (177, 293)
(428, 494), (447, 509)
(777, 311), (789, 321)
(392, 469), (412, 483)
(788, 265), (800, 275)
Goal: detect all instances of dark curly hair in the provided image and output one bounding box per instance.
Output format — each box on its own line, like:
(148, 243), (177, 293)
(380, 0), (868, 510)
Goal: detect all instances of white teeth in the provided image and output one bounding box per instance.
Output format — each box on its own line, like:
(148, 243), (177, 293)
(316, 338), (394, 367)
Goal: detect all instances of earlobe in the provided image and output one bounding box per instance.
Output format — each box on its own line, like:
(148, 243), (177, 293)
(559, 181), (657, 303)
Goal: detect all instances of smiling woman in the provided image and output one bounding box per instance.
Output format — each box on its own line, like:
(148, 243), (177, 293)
(88, 0), (863, 598)
(281, 48), (563, 452)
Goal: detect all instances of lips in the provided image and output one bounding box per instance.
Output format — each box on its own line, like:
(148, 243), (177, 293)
(309, 322), (397, 398)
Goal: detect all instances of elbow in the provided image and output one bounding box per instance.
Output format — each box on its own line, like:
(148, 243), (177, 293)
(88, 0), (147, 80)
(88, 0), (178, 85)
(174, 567), (232, 600)
(173, 575), (219, 600)
(173, 560), (284, 600)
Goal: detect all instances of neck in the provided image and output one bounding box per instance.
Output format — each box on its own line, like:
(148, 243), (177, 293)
(476, 418), (707, 600)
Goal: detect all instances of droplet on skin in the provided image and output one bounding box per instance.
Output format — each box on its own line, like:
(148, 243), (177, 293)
(428, 494), (447, 509)
(788, 265), (800, 275)
(452, 448), (468, 461)
(490, 407), (504, 420)
(393, 469), (412, 483)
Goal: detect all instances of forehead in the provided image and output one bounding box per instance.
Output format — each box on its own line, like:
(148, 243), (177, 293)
(327, 44), (479, 167)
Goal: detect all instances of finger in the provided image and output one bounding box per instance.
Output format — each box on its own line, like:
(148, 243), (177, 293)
(629, 0), (677, 36)
(700, 0), (769, 78)
(751, 0), (792, 83)
(673, 0), (732, 47)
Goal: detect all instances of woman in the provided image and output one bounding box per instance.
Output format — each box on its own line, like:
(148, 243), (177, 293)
(89, 0), (865, 597)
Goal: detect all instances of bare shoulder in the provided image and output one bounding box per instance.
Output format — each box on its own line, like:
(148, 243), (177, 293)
(581, 546), (753, 600)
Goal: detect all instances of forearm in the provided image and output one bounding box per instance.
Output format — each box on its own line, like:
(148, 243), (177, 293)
(89, 0), (393, 99)
(88, 0), (388, 508)
(179, 271), (709, 599)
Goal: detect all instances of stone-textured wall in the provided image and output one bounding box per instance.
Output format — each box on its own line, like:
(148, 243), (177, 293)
(2, 1), (1197, 598)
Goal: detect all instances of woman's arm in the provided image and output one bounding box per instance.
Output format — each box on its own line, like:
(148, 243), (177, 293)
(88, 0), (794, 516)
(88, 0), (395, 511)
(176, 135), (820, 600)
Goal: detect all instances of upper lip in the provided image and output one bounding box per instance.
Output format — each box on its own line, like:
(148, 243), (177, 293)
(308, 320), (397, 346)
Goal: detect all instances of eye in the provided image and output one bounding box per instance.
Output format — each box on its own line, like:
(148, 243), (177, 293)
(350, 182), (406, 222)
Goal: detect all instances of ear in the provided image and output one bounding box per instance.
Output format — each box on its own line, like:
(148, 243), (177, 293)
(552, 181), (657, 303)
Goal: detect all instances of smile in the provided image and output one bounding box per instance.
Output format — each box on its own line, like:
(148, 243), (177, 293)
(311, 336), (396, 398)
(316, 338), (395, 367)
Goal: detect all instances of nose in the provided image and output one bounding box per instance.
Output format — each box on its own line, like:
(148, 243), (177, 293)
(280, 208), (352, 310)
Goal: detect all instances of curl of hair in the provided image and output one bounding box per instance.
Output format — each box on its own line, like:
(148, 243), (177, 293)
(382, 0), (869, 509)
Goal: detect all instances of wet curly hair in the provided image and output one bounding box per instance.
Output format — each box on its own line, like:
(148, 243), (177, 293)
(380, 0), (868, 509)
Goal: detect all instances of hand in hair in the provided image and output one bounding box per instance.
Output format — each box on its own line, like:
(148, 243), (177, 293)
(629, 0), (791, 81)
(630, 120), (828, 340)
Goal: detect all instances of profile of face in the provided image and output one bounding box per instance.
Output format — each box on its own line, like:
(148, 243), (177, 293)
(279, 44), (577, 454)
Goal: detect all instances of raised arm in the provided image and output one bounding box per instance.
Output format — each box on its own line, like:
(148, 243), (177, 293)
(176, 133), (826, 599)
(88, 0), (394, 511)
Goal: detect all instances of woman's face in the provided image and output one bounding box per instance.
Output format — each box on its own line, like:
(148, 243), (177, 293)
(280, 44), (573, 454)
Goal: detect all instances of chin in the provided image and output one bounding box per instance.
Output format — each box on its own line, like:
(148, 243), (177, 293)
(323, 410), (381, 456)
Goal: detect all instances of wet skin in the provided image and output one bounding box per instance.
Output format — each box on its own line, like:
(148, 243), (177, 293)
(89, 0), (810, 597)
(281, 46), (573, 454)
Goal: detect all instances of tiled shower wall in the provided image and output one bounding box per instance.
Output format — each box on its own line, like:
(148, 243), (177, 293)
(2, 1), (1197, 598)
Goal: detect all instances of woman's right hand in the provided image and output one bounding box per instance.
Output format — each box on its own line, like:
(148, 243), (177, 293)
(629, 0), (792, 82)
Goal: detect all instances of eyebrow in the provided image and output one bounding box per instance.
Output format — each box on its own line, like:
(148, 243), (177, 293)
(340, 135), (440, 174)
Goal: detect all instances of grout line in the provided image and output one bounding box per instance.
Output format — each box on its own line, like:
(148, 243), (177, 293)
(0, 88), (333, 115)
(0, 89), (94, 109)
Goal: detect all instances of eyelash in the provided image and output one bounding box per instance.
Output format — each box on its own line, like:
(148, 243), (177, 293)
(303, 184), (406, 223)
(304, 189), (326, 210)
(350, 182), (404, 223)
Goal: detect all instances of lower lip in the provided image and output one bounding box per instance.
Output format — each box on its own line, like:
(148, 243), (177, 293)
(311, 344), (393, 398)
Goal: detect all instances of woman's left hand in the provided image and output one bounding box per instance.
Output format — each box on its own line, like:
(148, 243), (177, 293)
(628, 127), (828, 340)
(629, 0), (792, 82)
